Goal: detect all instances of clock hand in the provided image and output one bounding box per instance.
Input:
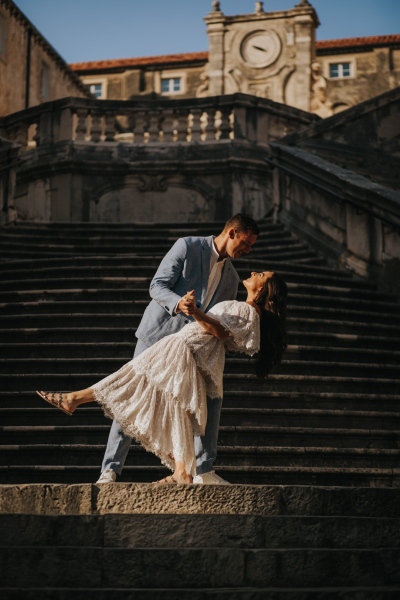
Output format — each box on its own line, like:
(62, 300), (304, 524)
(252, 45), (267, 53)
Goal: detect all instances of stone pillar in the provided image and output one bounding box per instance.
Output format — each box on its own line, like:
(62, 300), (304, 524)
(204, 2), (226, 96)
(293, 1), (319, 112)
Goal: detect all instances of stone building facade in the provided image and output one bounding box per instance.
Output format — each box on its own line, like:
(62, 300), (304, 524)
(71, 1), (400, 118)
(0, 0), (90, 118)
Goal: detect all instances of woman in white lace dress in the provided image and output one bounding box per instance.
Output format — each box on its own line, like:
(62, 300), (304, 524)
(37, 271), (287, 484)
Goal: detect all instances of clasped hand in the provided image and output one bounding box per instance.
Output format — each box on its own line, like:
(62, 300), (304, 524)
(177, 290), (196, 316)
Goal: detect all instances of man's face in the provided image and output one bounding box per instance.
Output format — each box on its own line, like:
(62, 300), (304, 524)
(226, 229), (258, 259)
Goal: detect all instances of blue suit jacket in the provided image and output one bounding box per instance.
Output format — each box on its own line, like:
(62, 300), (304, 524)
(136, 236), (239, 346)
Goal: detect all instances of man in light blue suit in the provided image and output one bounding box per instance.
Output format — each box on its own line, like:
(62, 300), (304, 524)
(97, 214), (259, 484)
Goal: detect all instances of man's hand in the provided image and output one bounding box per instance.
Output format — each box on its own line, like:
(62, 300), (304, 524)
(177, 290), (196, 316)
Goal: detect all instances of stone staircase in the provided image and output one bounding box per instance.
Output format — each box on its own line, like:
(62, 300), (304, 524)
(1, 218), (399, 486)
(1, 218), (400, 597)
(1, 484), (400, 598)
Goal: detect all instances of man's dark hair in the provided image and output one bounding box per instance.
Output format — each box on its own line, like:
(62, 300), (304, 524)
(223, 213), (260, 236)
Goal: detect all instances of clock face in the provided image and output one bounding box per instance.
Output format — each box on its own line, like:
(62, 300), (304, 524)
(240, 29), (281, 68)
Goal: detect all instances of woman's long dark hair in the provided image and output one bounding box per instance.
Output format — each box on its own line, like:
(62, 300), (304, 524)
(255, 272), (288, 379)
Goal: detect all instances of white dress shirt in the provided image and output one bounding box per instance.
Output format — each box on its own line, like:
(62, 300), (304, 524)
(202, 238), (226, 311)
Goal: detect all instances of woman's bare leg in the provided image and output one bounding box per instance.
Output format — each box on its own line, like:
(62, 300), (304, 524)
(171, 460), (192, 484)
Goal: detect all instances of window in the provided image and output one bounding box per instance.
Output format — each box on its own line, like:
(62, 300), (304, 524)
(41, 62), (51, 101)
(161, 77), (182, 94)
(86, 83), (103, 98)
(329, 62), (352, 79)
(0, 12), (7, 61)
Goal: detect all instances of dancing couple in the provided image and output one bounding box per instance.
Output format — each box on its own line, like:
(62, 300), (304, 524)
(37, 214), (287, 485)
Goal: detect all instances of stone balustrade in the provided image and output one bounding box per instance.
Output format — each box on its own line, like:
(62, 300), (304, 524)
(0, 94), (315, 151)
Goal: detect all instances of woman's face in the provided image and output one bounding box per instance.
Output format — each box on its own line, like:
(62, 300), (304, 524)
(243, 271), (274, 294)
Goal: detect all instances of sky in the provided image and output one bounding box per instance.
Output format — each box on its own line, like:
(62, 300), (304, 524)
(12, 0), (400, 65)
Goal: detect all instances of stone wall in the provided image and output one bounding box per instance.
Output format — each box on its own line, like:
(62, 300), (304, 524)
(80, 64), (208, 102)
(204, 1), (319, 113)
(0, 0), (89, 117)
(0, 94), (317, 225)
(271, 86), (400, 295)
(317, 45), (400, 114)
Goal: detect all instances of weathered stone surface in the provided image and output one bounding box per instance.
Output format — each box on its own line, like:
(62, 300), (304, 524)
(2, 513), (399, 551)
(0, 484), (92, 514)
(1, 588), (400, 599)
(103, 513), (264, 549)
(1, 484), (400, 518)
(102, 547), (245, 588)
(245, 549), (400, 587)
(0, 514), (103, 547)
(94, 483), (280, 516)
(0, 95), (316, 224)
(0, 547), (102, 588)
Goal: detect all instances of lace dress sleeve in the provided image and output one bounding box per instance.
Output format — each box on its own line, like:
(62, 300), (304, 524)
(209, 301), (260, 356)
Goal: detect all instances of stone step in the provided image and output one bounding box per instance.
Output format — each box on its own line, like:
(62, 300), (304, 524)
(2, 313), (400, 338)
(3, 391), (400, 413)
(2, 234), (295, 246)
(2, 483), (399, 516)
(1, 587), (399, 599)
(2, 546), (400, 590)
(2, 371), (399, 393)
(1, 250), (326, 265)
(0, 253), (336, 274)
(2, 357), (400, 379)
(3, 405), (399, 431)
(0, 222), (282, 238)
(0, 287), (396, 308)
(0, 217), (277, 232)
(0, 265), (375, 290)
(2, 342), (399, 365)
(2, 301), (399, 329)
(2, 512), (399, 549)
(2, 422), (399, 450)
(2, 444), (400, 469)
(2, 464), (399, 486)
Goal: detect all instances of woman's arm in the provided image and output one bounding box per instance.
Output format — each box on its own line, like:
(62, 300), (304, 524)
(192, 306), (231, 340)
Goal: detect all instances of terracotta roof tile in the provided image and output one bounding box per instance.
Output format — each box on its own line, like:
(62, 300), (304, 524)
(70, 35), (400, 72)
(316, 34), (400, 50)
(70, 51), (208, 72)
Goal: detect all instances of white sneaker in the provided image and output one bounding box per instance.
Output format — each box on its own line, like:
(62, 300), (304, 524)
(193, 471), (231, 485)
(96, 469), (117, 483)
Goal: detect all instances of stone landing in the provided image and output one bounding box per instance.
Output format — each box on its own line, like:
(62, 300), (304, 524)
(1, 483), (399, 516)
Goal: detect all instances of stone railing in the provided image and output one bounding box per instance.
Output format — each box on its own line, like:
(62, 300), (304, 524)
(0, 94), (316, 151)
(0, 138), (19, 226)
(269, 142), (400, 295)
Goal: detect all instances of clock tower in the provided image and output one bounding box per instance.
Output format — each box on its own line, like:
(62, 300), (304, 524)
(204, 0), (320, 112)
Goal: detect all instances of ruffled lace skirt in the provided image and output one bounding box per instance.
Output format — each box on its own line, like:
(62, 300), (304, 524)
(92, 334), (208, 477)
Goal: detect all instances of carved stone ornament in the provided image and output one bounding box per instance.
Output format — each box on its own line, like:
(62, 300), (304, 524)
(137, 175), (168, 192)
(310, 61), (333, 118)
(239, 29), (282, 69)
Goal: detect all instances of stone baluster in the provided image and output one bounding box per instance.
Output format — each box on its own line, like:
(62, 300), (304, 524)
(90, 110), (103, 142)
(147, 110), (160, 142)
(13, 121), (30, 148)
(219, 106), (232, 139)
(204, 108), (217, 141)
(176, 109), (189, 142)
(190, 108), (203, 142)
(232, 104), (247, 140)
(40, 111), (53, 146)
(53, 107), (74, 143)
(160, 108), (175, 142)
(31, 123), (40, 148)
(134, 111), (148, 143)
(104, 111), (116, 142)
(75, 108), (89, 141)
